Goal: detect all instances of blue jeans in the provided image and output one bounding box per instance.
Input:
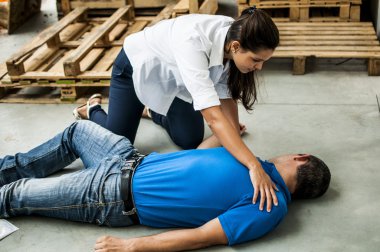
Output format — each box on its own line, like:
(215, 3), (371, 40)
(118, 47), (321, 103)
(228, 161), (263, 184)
(0, 121), (137, 227)
(90, 49), (204, 149)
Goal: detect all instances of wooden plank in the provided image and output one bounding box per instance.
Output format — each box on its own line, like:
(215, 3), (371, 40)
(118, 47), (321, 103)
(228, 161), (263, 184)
(134, 0), (175, 8)
(275, 22), (372, 27)
(23, 45), (59, 72)
(61, 40), (124, 48)
(64, 6), (131, 76)
(70, 0), (125, 9)
(299, 7), (309, 21)
(109, 23), (128, 42)
(59, 22), (88, 42)
(279, 30), (375, 35)
(289, 7), (299, 21)
(7, 82), (109, 88)
(120, 20), (148, 40)
(61, 0), (71, 15)
(135, 16), (156, 22)
(278, 27), (374, 31)
(189, 0), (199, 13)
(293, 57), (306, 75)
(173, 0), (189, 13)
(35, 50), (66, 72)
(350, 5), (360, 22)
(339, 5), (350, 20)
(273, 51), (380, 58)
(199, 0), (218, 14)
(48, 51), (72, 73)
(276, 46), (380, 52)
(23, 21), (89, 73)
(279, 40), (380, 46)
(92, 47), (121, 71)
(148, 2), (177, 27)
(7, 7), (88, 64)
(0, 63), (7, 79)
(368, 58), (380, 76)
(79, 48), (105, 71)
(11, 71), (112, 80)
(280, 35), (378, 41)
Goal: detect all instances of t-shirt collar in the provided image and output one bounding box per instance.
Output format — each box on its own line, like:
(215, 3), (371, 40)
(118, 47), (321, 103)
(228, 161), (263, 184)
(258, 158), (292, 204)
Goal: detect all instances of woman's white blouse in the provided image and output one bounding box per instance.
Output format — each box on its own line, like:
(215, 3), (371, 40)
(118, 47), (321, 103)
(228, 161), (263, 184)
(123, 14), (234, 115)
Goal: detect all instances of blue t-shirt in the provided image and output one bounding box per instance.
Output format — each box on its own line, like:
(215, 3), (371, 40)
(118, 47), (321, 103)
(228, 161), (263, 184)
(132, 147), (291, 245)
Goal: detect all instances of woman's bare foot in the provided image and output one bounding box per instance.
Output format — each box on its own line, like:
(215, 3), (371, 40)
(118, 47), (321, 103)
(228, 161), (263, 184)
(142, 106), (152, 119)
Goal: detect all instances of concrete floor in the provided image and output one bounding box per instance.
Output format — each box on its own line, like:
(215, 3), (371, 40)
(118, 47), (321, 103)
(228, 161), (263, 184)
(1, 1), (380, 251)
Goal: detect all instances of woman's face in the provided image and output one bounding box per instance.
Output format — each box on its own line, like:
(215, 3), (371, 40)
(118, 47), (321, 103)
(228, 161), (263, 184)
(231, 46), (274, 73)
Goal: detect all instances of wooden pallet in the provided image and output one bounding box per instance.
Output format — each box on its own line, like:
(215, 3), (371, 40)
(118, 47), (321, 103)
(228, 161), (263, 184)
(172, 0), (218, 17)
(0, 4), (176, 103)
(238, 0), (361, 22)
(273, 22), (380, 75)
(0, 0), (42, 34)
(57, 0), (175, 16)
(0, 85), (110, 103)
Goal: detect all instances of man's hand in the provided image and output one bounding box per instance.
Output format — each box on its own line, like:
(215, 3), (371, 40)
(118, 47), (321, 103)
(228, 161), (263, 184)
(94, 236), (134, 252)
(94, 218), (227, 252)
(249, 165), (279, 212)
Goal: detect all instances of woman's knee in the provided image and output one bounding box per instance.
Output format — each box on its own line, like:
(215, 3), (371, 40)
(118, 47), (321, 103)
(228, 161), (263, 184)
(171, 130), (204, 150)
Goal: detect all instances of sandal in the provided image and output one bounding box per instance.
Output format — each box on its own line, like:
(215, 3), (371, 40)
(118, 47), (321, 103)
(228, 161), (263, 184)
(72, 93), (102, 120)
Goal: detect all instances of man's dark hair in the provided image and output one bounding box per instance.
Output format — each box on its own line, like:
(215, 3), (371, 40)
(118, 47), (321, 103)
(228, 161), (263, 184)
(292, 155), (331, 200)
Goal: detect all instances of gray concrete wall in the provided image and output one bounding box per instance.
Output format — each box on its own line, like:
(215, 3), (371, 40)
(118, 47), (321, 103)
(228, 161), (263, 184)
(370, 0), (380, 38)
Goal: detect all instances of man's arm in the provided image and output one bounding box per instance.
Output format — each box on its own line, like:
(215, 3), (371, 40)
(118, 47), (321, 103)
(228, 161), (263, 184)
(94, 218), (228, 252)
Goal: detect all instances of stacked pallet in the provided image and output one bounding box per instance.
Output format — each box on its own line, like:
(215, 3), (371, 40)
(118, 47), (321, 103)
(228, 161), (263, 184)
(274, 22), (380, 75)
(0, 0), (42, 34)
(0, 0), (220, 103)
(0, 6), (156, 103)
(237, 0), (361, 22)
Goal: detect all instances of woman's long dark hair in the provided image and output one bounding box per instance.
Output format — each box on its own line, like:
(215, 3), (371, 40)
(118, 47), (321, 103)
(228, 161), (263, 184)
(225, 8), (279, 110)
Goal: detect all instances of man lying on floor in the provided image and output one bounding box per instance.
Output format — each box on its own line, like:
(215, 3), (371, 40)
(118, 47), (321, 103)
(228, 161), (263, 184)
(0, 121), (331, 251)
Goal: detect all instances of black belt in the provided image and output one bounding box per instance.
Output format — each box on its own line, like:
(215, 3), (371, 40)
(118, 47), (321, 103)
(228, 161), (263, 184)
(120, 151), (145, 225)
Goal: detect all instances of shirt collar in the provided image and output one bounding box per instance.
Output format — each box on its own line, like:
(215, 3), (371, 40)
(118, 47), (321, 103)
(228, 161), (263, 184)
(209, 25), (231, 68)
(258, 158), (292, 204)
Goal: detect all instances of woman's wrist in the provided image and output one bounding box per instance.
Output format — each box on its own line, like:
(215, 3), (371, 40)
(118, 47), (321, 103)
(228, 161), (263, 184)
(247, 160), (261, 171)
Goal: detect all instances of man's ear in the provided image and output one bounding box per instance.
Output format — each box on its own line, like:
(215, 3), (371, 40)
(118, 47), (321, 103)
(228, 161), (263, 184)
(294, 154), (311, 162)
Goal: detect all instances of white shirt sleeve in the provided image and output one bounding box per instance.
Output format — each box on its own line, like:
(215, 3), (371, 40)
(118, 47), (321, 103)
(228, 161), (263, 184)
(172, 36), (221, 111)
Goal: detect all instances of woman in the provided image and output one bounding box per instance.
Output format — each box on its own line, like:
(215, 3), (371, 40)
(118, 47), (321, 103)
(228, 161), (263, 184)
(73, 7), (280, 212)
